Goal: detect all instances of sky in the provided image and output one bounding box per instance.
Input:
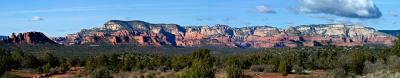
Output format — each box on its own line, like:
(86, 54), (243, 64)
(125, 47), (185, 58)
(0, 0), (399, 36)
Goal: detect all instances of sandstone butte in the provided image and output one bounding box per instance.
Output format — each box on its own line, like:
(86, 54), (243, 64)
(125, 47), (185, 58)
(1, 32), (56, 45)
(1, 20), (396, 48)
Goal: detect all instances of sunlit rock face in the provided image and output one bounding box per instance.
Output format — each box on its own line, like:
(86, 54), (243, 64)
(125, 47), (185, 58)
(1, 32), (56, 44)
(59, 20), (395, 48)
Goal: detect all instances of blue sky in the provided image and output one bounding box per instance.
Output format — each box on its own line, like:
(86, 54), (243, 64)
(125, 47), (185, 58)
(0, 0), (399, 36)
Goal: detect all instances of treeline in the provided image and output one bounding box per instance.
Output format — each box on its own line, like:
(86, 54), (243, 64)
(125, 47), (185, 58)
(1, 37), (400, 78)
(76, 44), (400, 77)
(0, 50), (74, 78)
(0, 44), (260, 57)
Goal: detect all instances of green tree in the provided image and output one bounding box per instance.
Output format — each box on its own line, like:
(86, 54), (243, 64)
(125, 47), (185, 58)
(85, 55), (108, 72)
(60, 63), (70, 73)
(42, 63), (51, 73)
(1, 72), (21, 78)
(171, 56), (190, 70)
(177, 49), (215, 78)
(191, 49), (211, 61)
(38, 53), (59, 67)
(177, 61), (214, 78)
(225, 58), (242, 78)
(278, 60), (291, 76)
(391, 36), (400, 56)
(90, 67), (112, 78)
(11, 51), (40, 68)
(0, 50), (13, 74)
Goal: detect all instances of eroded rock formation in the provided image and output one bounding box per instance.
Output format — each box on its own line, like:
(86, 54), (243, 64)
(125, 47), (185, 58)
(61, 20), (395, 48)
(1, 32), (56, 44)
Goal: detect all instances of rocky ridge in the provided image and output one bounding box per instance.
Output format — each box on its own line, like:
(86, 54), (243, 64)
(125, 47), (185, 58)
(61, 20), (395, 48)
(1, 32), (56, 44)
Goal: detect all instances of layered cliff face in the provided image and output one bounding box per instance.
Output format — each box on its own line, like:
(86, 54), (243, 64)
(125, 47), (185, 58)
(62, 20), (395, 48)
(1, 32), (56, 44)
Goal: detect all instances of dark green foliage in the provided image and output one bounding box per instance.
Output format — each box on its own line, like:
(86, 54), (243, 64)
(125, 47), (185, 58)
(225, 65), (242, 78)
(60, 63), (70, 73)
(391, 36), (400, 56)
(278, 60), (291, 76)
(42, 63), (51, 73)
(0, 50), (13, 74)
(10, 51), (40, 68)
(177, 49), (215, 78)
(190, 49), (211, 61)
(90, 67), (112, 78)
(1, 42), (400, 77)
(145, 73), (156, 78)
(38, 53), (59, 67)
(225, 58), (243, 78)
(178, 61), (214, 78)
(85, 55), (108, 72)
(1, 72), (21, 78)
(171, 55), (190, 70)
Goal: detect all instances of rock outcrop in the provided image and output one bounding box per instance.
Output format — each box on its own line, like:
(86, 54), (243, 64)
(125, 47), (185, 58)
(1, 32), (56, 44)
(60, 20), (395, 48)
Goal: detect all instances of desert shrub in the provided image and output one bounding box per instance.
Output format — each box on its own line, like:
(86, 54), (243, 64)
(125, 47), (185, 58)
(278, 60), (292, 76)
(178, 49), (215, 78)
(38, 53), (59, 67)
(90, 67), (112, 78)
(59, 63), (70, 73)
(42, 63), (51, 73)
(250, 65), (275, 72)
(177, 60), (214, 78)
(85, 56), (108, 72)
(139, 75), (145, 78)
(224, 57), (242, 78)
(387, 56), (400, 71)
(145, 73), (156, 78)
(390, 36), (400, 56)
(357, 70), (400, 78)
(363, 60), (385, 74)
(1, 72), (21, 78)
(328, 68), (346, 78)
(11, 51), (40, 68)
(0, 50), (13, 74)
(171, 55), (190, 70)
(225, 64), (242, 78)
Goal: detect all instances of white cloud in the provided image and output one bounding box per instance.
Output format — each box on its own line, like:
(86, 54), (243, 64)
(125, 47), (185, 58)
(389, 11), (398, 17)
(196, 17), (213, 21)
(255, 5), (276, 13)
(31, 16), (43, 21)
(297, 0), (382, 18)
(0, 6), (132, 16)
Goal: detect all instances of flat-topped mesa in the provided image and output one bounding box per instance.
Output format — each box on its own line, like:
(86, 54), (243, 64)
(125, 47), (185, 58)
(1, 32), (56, 45)
(103, 20), (152, 30)
(294, 24), (380, 37)
(62, 20), (395, 48)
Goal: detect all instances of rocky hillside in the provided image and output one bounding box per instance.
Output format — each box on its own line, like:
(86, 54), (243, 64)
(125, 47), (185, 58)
(60, 20), (395, 48)
(1, 32), (56, 44)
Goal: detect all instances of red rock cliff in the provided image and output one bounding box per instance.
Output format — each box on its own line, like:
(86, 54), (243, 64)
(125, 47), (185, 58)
(2, 32), (56, 44)
(61, 20), (396, 48)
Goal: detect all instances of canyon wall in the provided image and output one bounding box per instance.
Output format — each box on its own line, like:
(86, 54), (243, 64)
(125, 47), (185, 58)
(61, 20), (395, 48)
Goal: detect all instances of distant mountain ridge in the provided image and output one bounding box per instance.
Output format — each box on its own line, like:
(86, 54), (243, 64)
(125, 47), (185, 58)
(56, 20), (395, 48)
(0, 35), (7, 40)
(379, 30), (400, 37)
